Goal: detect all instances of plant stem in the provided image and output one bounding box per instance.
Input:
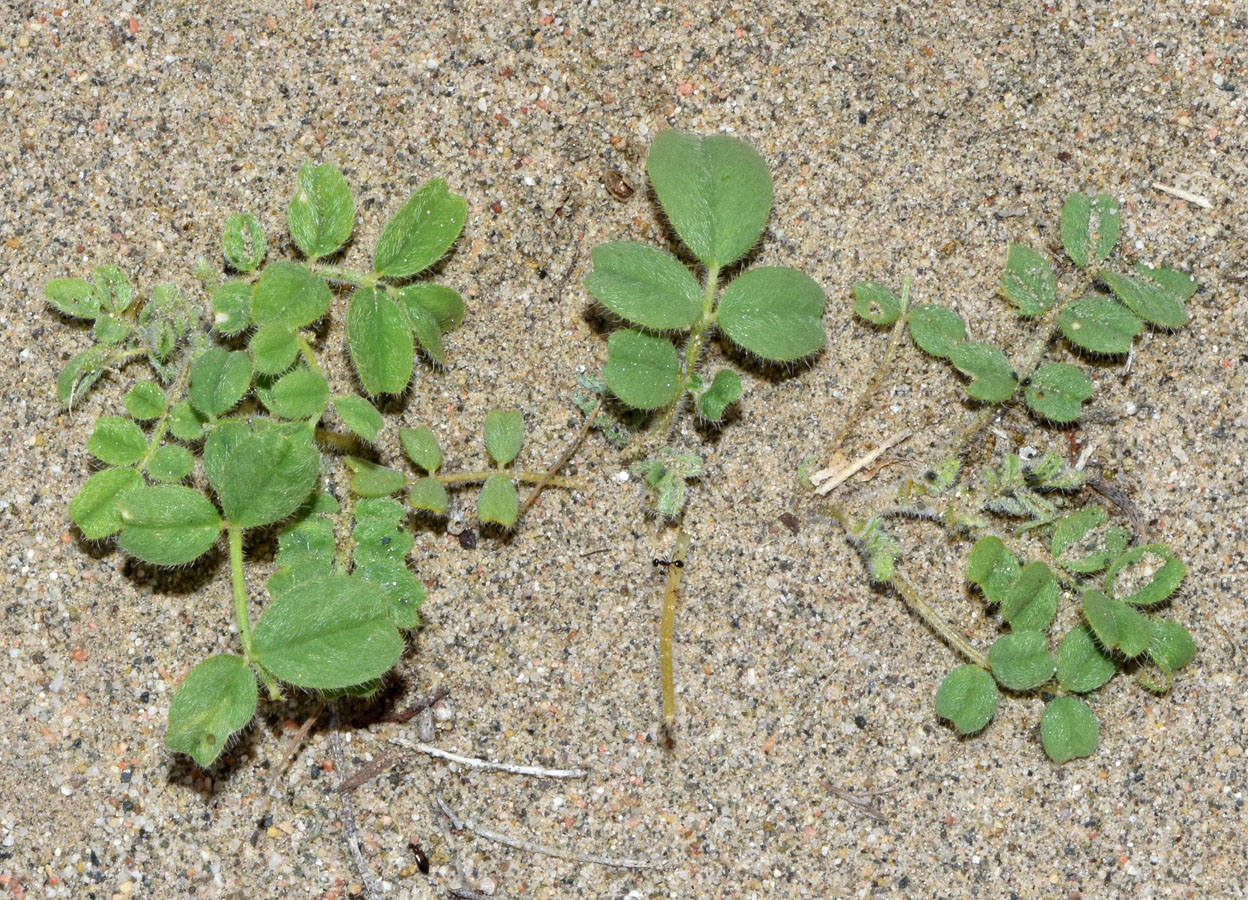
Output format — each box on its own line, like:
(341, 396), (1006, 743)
(889, 569), (990, 670)
(308, 263), (380, 289)
(829, 278), (911, 452)
(518, 397), (600, 520)
(660, 530), (691, 741)
(434, 470), (584, 488)
(137, 357), (192, 472)
(296, 333), (324, 376)
(228, 525), (254, 659)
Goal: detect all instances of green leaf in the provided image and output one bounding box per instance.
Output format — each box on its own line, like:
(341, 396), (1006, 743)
(347, 287), (413, 395)
(219, 431), (320, 529)
(352, 498), (414, 564)
(46, 278), (101, 319)
(1104, 544), (1186, 607)
(373, 178), (467, 277)
(1001, 244), (1056, 316)
(147, 444), (194, 483)
(87, 416), (147, 466)
(92, 266), (133, 315)
(907, 305), (967, 359)
(57, 348), (108, 407)
(123, 381), (167, 420)
(354, 560), (424, 629)
(935, 665), (999, 735)
(1058, 295), (1143, 355)
(399, 426), (442, 473)
(696, 369), (742, 421)
(168, 400), (207, 442)
(988, 631), (1055, 690)
(332, 395), (383, 442)
(1148, 619), (1196, 671)
(69, 467), (143, 539)
(287, 161), (354, 259)
(249, 323), (299, 376)
(478, 473), (519, 527)
(189, 348), (254, 417)
(716, 266), (826, 362)
(603, 330), (681, 410)
(583, 242), (702, 330)
(393, 283), (465, 333)
(252, 575), (403, 690)
(646, 130), (773, 269)
(402, 298), (444, 364)
(1056, 626), (1118, 693)
(851, 281), (902, 326)
(1000, 561), (1059, 632)
(949, 341), (1018, 403)
(344, 457), (407, 498)
(1102, 271), (1188, 329)
(267, 494), (338, 597)
(261, 368), (329, 420)
(1051, 507), (1107, 557)
(1041, 696), (1098, 762)
(1081, 588), (1151, 658)
(222, 213), (266, 273)
(211, 281), (252, 336)
(1023, 362), (1092, 423)
(92, 315), (131, 344)
(117, 485), (222, 565)
(484, 409), (524, 466)
(1133, 263), (1197, 300)
(408, 476), (448, 515)
(966, 536), (1020, 606)
(1060, 193), (1119, 268)
(165, 654), (258, 767)
(203, 421), (251, 496)
(251, 261), (331, 329)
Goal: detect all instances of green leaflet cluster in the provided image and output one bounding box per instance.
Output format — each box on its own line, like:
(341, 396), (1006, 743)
(841, 191), (1199, 762)
(853, 192), (1196, 423)
(53, 163), (469, 766)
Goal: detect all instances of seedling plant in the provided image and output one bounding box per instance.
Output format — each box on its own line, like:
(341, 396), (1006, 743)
(50, 163), (572, 766)
(827, 192), (1198, 762)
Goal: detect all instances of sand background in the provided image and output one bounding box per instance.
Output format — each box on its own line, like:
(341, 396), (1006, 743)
(1, 2), (1245, 898)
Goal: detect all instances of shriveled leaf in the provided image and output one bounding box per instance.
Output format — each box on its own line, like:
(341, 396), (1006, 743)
(1000, 561), (1059, 632)
(344, 457), (407, 498)
(583, 241), (702, 330)
(603, 330), (681, 410)
(478, 473), (519, 527)
(935, 665), (999, 735)
(252, 575), (403, 690)
(117, 485), (222, 565)
(373, 178), (467, 277)
(1102, 270), (1188, 329)
(222, 213), (266, 273)
(69, 467), (143, 539)
(1104, 544), (1185, 607)
(1041, 696), (1098, 762)
(988, 631), (1055, 691)
(851, 281), (902, 326)
(1001, 244), (1056, 316)
(147, 444), (194, 483)
(219, 431), (320, 529)
(394, 283), (465, 333)
(165, 654), (257, 767)
(288, 161), (354, 259)
(696, 369), (742, 421)
(399, 426), (442, 473)
(908, 304), (967, 359)
(251, 261), (331, 329)
(949, 341), (1017, 403)
(408, 476), (448, 515)
(1058, 295), (1142, 355)
(249, 323), (299, 376)
(332, 395), (383, 443)
(123, 381), (167, 420)
(1148, 619), (1196, 672)
(87, 416), (147, 466)
(1056, 625), (1118, 693)
(966, 536), (1020, 606)
(1060, 193), (1119, 268)
(646, 130), (773, 269)
(211, 281), (252, 336)
(717, 266), (826, 362)
(1024, 362), (1092, 423)
(46, 278), (100, 319)
(189, 348), (253, 417)
(261, 368), (329, 420)
(347, 287), (413, 396)
(484, 409), (524, 466)
(1082, 588), (1151, 658)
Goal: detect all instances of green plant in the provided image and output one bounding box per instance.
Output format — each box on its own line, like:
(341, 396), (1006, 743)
(50, 163), (572, 767)
(826, 192), (1198, 762)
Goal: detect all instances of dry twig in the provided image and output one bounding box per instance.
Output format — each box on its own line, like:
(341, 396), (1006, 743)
(812, 432), (912, 495)
(390, 737), (588, 778)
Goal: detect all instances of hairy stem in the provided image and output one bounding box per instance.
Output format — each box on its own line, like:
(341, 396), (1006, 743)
(889, 569), (990, 670)
(308, 263), (380, 289)
(660, 530), (692, 740)
(434, 471), (584, 488)
(228, 525), (254, 659)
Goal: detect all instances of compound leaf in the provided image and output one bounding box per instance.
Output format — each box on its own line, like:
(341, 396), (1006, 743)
(603, 330), (681, 410)
(1060, 193), (1119, 268)
(717, 266), (825, 362)
(87, 416), (147, 466)
(1000, 561), (1059, 632)
(935, 665), (999, 735)
(373, 178), (467, 277)
(484, 409), (524, 466)
(646, 130), (773, 269)
(988, 631), (1055, 691)
(347, 287), (413, 396)
(1001, 244), (1056, 316)
(1056, 625), (1118, 693)
(165, 654), (258, 768)
(219, 431), (320, 529)
(1102, 270), (1188, 329)
(117, 485), (222, 565)
(949, 341), (1017, 403)
(1024, 362), (1092, 423)
(251, 261), (330, 329)
(908, 304), (967, 359)
(583, 241), (702, 330)
(69, 466), (143, 539)
(1058, 295), (1142, 355)
(288, 161), (355, 259)
(1041, 696), (1098, 763)
(332, 395), (384, 443)
(189, 348), (253, 417)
